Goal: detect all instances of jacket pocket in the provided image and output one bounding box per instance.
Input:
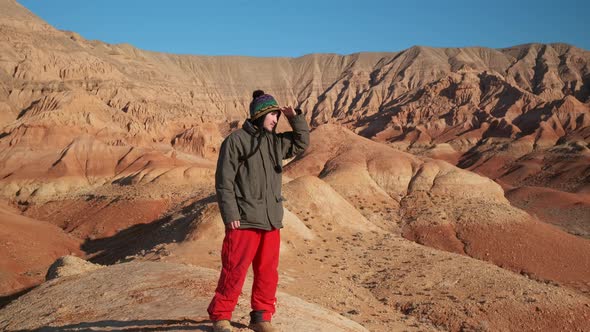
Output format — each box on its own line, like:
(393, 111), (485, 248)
(270, 193), (284, 223)
(236, 196), (264, 223)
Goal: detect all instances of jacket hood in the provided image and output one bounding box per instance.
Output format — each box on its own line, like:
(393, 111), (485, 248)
(242, 119), (277, 136)
(242, 119), (261, 136)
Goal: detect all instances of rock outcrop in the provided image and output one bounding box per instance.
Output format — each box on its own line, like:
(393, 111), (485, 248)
(45, 255), (103, 281)
(0, 260), (368, 332)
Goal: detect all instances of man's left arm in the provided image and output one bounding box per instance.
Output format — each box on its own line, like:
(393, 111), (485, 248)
(277, 107), (310, 159)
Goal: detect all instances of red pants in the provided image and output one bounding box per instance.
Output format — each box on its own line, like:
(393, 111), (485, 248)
(207, 228), (280, 322)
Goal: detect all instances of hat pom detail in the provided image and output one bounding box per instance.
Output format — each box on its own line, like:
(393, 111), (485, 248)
(252, 90), (265, 100)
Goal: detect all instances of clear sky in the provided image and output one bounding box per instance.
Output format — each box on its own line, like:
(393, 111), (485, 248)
(19, 0), (589, 57)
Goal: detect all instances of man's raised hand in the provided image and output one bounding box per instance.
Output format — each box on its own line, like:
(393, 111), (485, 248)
(280, 106), (296, 119)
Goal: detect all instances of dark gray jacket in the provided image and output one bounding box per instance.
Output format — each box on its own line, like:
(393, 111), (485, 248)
(215, 110), (310, 230)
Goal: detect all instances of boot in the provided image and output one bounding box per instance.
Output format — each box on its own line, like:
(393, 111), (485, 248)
(212, 319), (233, 332)
(249, 310), (278, 332)
(248, 321), (278, 332)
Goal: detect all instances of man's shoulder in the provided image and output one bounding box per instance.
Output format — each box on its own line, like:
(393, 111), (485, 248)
(231, 127), (250, 138)
(224, 128), (250, 144)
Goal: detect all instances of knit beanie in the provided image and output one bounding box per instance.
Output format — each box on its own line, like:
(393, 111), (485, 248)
(249, 90), (280, 121)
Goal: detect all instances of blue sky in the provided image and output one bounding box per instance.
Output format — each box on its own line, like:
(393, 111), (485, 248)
(19, 0), (589, 57)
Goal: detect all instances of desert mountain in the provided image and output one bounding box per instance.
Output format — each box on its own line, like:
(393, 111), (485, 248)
(0, 0), (589, 331)
(1, 0), (588, 215)
(1, 0), (589, 197)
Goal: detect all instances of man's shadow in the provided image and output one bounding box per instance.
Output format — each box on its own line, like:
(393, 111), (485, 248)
(12, 318), (248, 331)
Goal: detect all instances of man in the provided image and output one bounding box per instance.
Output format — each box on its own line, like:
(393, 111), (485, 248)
(208, 90), (310, 332)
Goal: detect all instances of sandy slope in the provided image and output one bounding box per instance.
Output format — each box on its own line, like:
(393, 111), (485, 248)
(0, 259), (368, 332)
(505, 185), (590, 238)
(0, 201), (82, 296)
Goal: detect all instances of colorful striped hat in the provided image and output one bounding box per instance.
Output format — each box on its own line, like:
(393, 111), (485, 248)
(249, 90), (280, 120)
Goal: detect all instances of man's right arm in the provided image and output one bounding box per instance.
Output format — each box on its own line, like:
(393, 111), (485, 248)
(215, 136), (241, 227)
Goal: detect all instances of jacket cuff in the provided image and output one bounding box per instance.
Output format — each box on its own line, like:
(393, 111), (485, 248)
(221, 212), (240, 225)
(286, 108), (303, 120)
(288, 110), (306, 125)
(219, 201), (240, 224)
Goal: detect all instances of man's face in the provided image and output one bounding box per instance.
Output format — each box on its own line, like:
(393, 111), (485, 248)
(262, 110), (280, 132)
